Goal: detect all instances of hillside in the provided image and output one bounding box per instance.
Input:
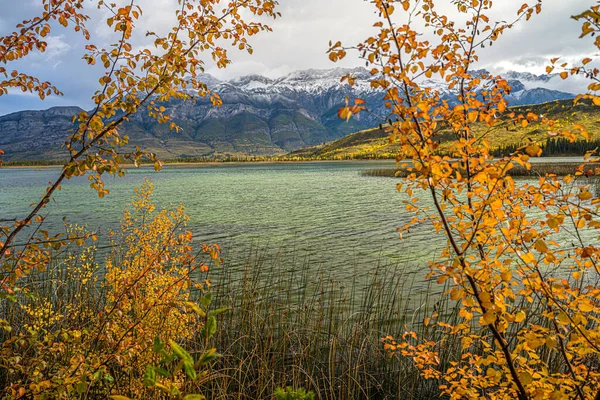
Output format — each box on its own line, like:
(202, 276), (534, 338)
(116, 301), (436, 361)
(288, 99), (600, 160)
(0, 68), (575, 161)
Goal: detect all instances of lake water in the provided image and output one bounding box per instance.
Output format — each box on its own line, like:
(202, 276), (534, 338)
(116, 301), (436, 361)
(1, 158), (593, 290)
(0, 161), (444, 286)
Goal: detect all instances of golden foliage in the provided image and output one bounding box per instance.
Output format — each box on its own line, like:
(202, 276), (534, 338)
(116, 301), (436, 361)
(1, 181), (220, 399)
(0, 0), (279, 275)
(333, 0), (600, 398)
(0, 1), (275, 397)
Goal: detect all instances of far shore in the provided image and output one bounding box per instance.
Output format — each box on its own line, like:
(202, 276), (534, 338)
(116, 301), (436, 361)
(1, 158), (398, 169)
(0, 156), (589, 171)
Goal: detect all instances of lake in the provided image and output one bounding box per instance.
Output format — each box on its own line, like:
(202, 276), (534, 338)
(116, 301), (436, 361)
(1, 158), (592, 290)
(0, 161), (444, 287)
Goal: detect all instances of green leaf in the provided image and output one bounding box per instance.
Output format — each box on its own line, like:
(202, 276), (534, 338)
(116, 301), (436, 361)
(182, 395), (206, 400)
(153, 336), (165, 354)
(208, 307), (229, 317)
(154, 367), (171, 378)
(143, 365), (156, 387)
(75, 381), (88, 394)
(197, 348), (221, 366)
(203, 315), (217, 339)
(183, 360), (197, 380)
(185, 301), (206, 317)
(169, 339), (193, 362)
(200, 292), (213, 307)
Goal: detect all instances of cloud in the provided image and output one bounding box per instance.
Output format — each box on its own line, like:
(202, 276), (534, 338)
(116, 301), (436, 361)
(0, 0), (597, 115)
(43, 35), (71, 61)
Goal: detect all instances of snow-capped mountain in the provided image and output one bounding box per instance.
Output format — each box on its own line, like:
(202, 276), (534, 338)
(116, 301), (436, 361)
(0, 67), (575, 161)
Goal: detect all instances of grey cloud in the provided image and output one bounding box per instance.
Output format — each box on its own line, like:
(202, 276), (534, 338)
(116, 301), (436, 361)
(0, 0), (597, 115)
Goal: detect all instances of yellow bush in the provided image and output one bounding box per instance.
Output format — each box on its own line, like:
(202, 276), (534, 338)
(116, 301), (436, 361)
(1, 180), (219, 399)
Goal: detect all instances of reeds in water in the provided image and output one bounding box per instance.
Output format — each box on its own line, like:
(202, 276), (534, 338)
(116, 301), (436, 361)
(199, 247), (459, 399)
(361, 162), (600, 178)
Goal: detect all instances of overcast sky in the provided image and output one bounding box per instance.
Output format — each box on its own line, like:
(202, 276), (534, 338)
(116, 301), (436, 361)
(0, 0), (595, 115)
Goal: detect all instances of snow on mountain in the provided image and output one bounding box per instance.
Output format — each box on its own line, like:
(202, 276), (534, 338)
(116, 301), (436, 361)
(503, 71), (555, 84)
(0, 67), (577, 161)
(206, 67), (573, 107)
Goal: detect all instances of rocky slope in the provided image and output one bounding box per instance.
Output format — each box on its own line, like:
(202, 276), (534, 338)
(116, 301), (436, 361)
(0, 68), (575, 161)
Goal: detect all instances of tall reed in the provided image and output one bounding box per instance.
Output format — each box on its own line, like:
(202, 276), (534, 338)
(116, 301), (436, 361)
(195, 246), (459, 399)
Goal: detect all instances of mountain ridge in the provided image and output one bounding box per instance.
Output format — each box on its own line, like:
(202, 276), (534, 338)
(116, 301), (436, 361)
(0, 68), (575, 161)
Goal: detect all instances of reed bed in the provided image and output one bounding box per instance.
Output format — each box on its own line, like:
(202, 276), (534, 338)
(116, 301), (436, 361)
(361, 162), (600, 178)
(200, 248), (459, 399)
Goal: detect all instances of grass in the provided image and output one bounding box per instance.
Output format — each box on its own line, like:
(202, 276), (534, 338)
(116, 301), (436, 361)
(0, 236), (459, 399)
(2, 231), (591, 399)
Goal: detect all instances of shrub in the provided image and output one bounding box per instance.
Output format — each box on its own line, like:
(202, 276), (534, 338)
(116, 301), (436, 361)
(0, 180), (221, 399)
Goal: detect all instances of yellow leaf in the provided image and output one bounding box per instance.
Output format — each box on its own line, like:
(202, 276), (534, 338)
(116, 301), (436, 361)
(578, 191), (592, 201)
(547, 218), (560, 229)
(560, 71), (569, 79)
(525, 145), (541, 157)
(501, 270), (512, 282)
(545, 336), (557, 349)
(450, 288), (464, 300)
(579, 302), (594, 312)
(519, 371), (533, 385)
(533, 239), (548, 253)
(515, 310), (526, 323)
(482, 311), (496, 325)
(521, 252), (536, 264)
(557, 312), (570, 325)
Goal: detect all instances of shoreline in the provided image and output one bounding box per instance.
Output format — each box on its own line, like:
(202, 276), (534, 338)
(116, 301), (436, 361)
(1, 158), (398, 169)
(0, 156), (589, 170)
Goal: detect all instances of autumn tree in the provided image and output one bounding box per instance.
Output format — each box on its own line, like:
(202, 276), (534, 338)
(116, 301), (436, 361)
(0, 0), (278, 301)
(331, 0), (600, 398)
(0, 0), (278, 397)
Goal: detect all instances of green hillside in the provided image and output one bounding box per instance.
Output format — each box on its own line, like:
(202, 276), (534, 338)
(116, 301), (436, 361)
(288, 99), (600, 160)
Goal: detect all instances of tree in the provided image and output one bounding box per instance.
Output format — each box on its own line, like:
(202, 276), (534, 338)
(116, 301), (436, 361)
(330, 0), (600, 398)
(0, 0), (279, 298)
(0, 1), (278, 397)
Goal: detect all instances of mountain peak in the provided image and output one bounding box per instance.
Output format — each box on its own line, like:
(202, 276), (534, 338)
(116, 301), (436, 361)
(278, 67), (369, 82)
(0, 67), (577, 161)
(502, 70), (555, 83)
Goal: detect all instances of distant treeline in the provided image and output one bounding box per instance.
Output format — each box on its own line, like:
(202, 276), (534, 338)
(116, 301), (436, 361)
(4, 137), (600, 167)
(2, 159), (64, 167)
(492, 137), (600, 157)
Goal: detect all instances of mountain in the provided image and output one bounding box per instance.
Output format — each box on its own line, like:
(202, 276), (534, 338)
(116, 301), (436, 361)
(0, 68), (575, 161)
